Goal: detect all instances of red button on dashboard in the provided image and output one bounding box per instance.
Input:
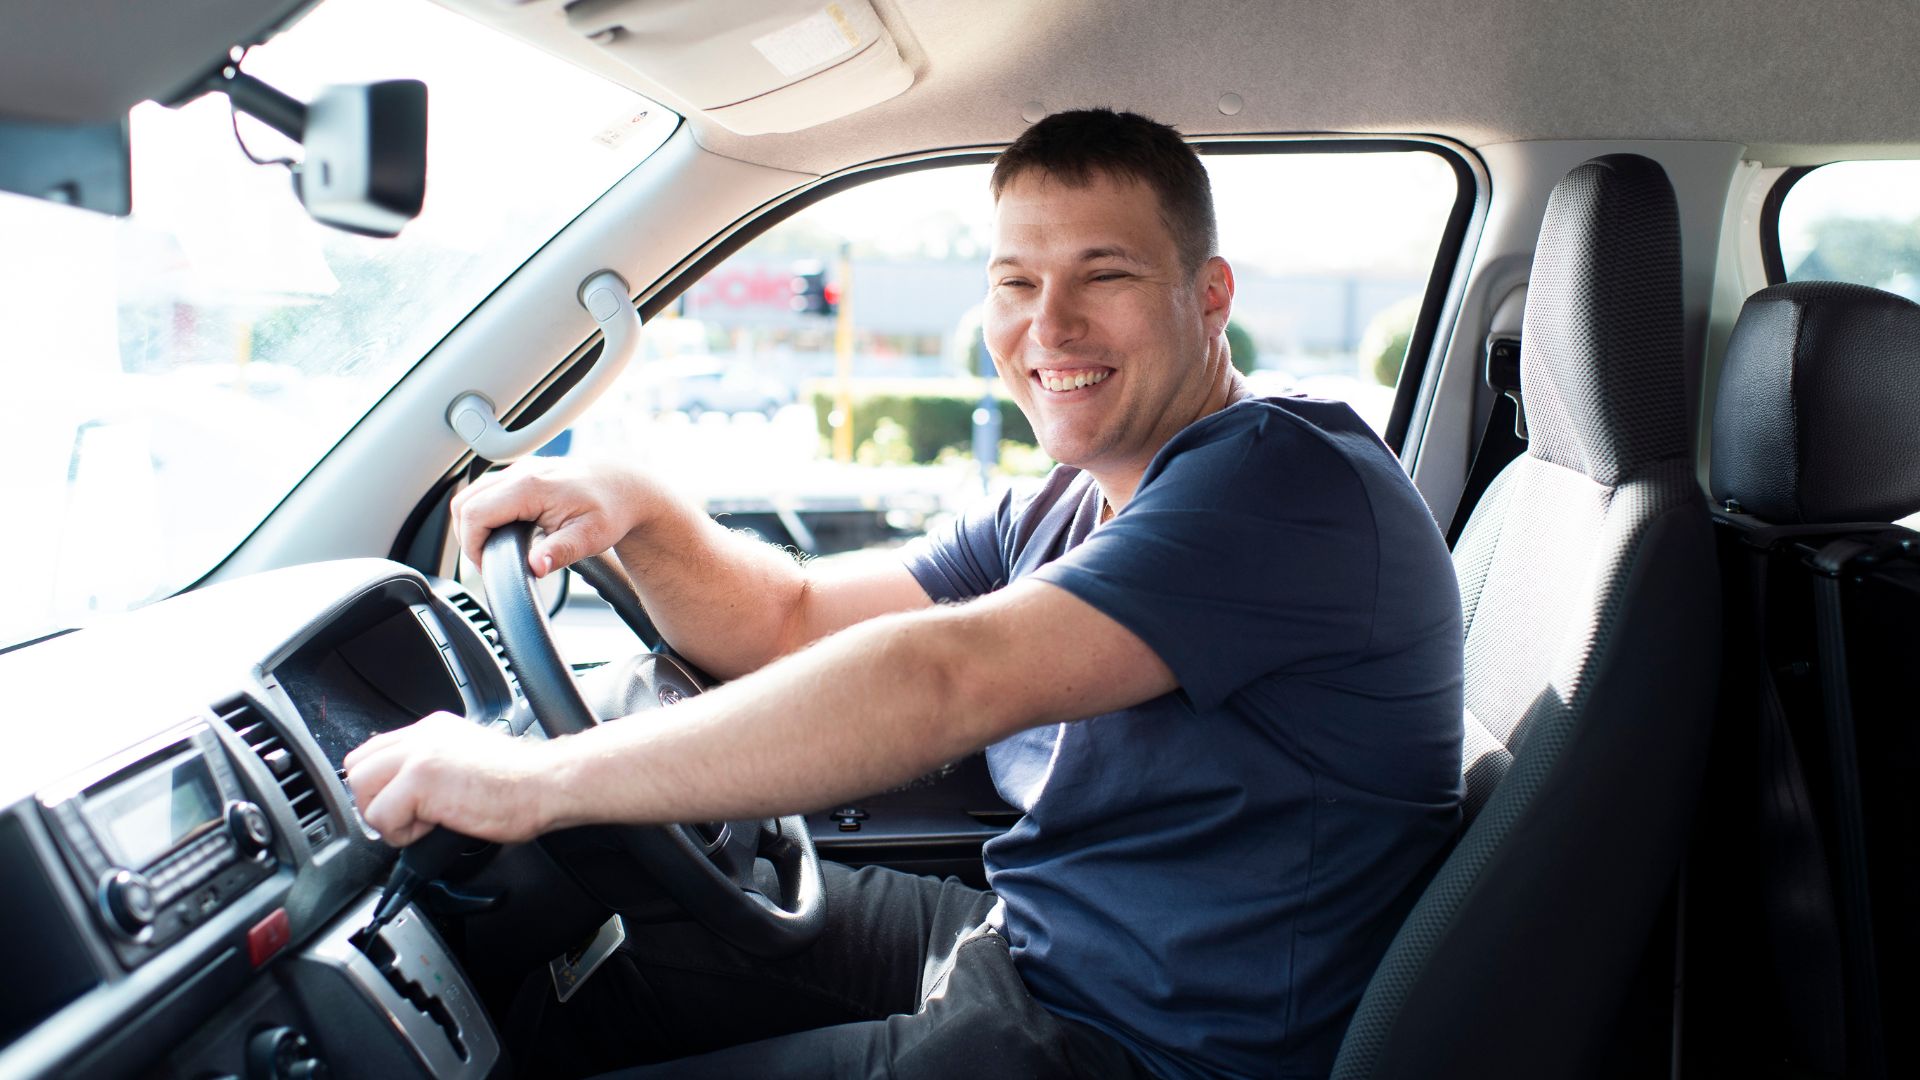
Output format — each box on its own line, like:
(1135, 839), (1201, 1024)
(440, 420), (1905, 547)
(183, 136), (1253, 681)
(247, 908), (291, 967)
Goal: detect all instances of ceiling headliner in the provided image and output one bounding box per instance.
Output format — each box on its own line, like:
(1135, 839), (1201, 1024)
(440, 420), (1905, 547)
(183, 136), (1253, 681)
(7, 0), (1919, 169)
(443, 0), (1920, 172)
(0, 0), (316, 123)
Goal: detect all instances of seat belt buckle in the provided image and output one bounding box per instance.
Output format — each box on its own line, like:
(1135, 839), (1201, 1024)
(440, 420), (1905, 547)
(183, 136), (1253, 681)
(1484, 336), (1525, 440)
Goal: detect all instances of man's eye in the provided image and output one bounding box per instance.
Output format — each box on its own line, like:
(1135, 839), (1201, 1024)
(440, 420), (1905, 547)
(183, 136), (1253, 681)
(997, 279), (1033, 289)
(1092, 272), (1129, 282)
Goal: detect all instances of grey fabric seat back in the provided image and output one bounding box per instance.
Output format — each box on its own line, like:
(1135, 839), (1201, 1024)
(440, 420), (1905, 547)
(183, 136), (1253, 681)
(1332, 154), (1720, 1079)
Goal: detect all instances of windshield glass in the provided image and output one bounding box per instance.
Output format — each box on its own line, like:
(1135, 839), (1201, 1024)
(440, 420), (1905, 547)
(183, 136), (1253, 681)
(0, 0), (675, 649)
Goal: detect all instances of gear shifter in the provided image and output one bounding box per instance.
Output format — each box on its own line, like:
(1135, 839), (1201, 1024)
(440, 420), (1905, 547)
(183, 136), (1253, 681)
(359, 827), (473, 942)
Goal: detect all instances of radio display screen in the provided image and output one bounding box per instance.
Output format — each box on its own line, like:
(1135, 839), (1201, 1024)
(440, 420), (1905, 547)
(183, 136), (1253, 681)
(86, 753), (222, 868)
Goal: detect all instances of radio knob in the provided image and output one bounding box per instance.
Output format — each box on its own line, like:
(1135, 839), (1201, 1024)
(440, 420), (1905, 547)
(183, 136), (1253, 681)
(228, 800), (274, 855)
(98, 869), (156, 938)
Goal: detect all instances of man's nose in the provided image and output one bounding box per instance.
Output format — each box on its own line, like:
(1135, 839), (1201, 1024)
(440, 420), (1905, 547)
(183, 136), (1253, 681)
(1029, 283), (1086, 351)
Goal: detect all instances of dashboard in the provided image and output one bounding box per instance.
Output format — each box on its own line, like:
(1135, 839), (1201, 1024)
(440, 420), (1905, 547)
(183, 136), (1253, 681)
(0, 560), (522, 1079)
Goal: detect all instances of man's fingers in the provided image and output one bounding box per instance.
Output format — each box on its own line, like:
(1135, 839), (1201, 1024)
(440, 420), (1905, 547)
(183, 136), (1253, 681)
(417, 709), (468, 731)
(343, 713), (546, 847)
(462, 525), (494, 572)
(455, 478), (542, 569)
(390, 819), (436, 847)
(451, 467), (519, 565)
(343, 741), (410, 811)
(343, 726), (409, 770)
(450, 459), (637, 575)
(343, 710), (454, 771)
(360, 755), (438, 845)
(361, 760), (488, 847)
(529, 523), (599, 578)
(457, 489), (514, 569)
(344, 714), (466, 827)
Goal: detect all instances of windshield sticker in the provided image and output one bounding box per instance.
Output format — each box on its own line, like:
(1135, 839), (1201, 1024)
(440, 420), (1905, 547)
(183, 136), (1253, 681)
(592, 109), (655, 149)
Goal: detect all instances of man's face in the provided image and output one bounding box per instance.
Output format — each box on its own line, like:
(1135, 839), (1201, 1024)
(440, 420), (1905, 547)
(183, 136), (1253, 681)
(984, 170), (1231, 479)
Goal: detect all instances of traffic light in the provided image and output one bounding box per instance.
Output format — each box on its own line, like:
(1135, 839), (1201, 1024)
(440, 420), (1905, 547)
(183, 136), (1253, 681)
(790, 263), (837, 317)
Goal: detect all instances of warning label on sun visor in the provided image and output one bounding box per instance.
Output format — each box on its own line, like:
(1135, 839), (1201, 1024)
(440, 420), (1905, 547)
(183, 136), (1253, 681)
(752, 3), (879, 78)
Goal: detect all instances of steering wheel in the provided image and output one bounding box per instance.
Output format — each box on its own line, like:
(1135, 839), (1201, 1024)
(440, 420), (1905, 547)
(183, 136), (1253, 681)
(478, 522), (826, 957)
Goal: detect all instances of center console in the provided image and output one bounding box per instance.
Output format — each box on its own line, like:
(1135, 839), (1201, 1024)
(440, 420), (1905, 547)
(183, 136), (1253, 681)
(158, 894), (501, 1080)
(39, 723), (278, 968)
(33, 718), (500, 1078)
(0, 565), (515, 1080)
(280, 896), (499, 1079)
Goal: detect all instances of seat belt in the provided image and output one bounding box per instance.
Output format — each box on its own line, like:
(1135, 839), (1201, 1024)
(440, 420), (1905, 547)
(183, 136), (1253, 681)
(1445, 336), (1526, 547)
(1714, 517), (1911, 1075)
(1809, 536), (1899, 1080)
(1739, 540), (1847, 1075)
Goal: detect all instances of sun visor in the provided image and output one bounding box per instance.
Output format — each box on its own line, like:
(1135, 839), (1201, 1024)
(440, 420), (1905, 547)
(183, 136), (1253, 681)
(562, 0), (912, 135)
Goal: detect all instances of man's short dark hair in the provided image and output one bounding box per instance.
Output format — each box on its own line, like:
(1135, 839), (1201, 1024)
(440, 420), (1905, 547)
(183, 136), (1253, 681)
(991, 108), (1217, 274)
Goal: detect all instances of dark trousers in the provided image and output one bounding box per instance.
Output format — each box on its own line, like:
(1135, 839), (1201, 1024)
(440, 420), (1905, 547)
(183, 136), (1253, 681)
(513, 861), (1151, 1079)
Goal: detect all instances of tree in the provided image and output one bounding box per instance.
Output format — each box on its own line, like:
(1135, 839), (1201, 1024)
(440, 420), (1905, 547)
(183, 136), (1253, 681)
(1360, 296), (1423, 387)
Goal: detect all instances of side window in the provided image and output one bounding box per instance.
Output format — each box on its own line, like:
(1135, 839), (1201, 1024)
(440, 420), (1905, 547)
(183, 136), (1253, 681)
(1205, 149), (1458, 433)
(552, 148), (1460, 650)
(1776, 161), (1920, 295)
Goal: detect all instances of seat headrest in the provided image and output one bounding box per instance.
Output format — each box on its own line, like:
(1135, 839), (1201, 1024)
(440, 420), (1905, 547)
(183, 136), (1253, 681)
(1521, 154), (1688, 486)
(1710, 281), (1920, 524)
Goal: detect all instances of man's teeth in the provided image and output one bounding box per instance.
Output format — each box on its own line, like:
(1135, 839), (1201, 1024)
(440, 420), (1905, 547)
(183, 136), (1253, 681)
(1039, 370), (1110, 392)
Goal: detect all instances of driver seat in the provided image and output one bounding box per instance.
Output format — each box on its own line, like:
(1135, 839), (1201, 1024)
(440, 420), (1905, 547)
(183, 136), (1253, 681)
(1331, 154), (1720, 1078)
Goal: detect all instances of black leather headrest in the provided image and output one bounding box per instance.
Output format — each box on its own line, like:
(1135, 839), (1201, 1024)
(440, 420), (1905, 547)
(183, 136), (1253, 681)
(1711, 281), (1920, 524)
(1521, 154), (1688, 486)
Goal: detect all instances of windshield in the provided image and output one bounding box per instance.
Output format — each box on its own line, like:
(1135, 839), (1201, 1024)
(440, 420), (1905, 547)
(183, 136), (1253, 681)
(0, 0), (675, 650)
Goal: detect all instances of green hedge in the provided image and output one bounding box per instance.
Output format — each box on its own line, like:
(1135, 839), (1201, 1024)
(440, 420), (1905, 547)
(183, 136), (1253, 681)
(812, 392), (1037, 464)
(1361, 296), (1422, 387)
(1225, 320), (1258, 374)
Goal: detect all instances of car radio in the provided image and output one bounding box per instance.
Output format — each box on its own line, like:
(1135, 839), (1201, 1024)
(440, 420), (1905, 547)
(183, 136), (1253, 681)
(40, 722), (278, 966)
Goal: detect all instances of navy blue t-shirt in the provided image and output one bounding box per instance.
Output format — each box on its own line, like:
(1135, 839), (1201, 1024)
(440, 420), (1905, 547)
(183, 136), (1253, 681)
(904, 397), (1463, 1080)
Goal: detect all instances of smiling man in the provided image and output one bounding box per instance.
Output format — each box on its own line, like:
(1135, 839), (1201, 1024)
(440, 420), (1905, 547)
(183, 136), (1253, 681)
(346, 109), (1464, 1079)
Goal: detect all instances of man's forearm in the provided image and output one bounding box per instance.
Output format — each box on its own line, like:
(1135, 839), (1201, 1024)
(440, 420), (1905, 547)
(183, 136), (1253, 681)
(536, 604), (1005, 829)
(610, 493), (812, 679)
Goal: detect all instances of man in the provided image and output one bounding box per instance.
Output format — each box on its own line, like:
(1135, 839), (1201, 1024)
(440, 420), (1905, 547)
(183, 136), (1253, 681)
(346, 109), (1464, 1079)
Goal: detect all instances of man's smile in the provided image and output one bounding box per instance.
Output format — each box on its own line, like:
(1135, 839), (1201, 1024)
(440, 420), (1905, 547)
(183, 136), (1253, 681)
(1033, 366), (1115, 394)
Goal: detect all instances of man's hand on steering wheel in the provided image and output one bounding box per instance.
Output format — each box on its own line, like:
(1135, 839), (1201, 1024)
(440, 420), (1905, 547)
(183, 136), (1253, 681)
(344, 711), (562, 847)
(451, 456), (660, 579)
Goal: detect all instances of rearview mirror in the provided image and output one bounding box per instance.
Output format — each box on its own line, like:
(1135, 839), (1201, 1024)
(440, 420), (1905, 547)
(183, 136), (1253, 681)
(211, 67), (428, 238)
(291, 81), (427, 238)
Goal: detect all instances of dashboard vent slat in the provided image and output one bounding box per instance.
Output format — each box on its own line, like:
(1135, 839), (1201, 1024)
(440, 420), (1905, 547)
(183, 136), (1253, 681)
(445, 587), (521, 700)
(217, 699), (333, 851)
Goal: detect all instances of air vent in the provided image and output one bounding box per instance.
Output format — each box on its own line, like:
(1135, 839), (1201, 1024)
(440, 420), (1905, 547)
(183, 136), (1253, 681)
(443, 586), (521, 699)
(216, 698), (334, 851)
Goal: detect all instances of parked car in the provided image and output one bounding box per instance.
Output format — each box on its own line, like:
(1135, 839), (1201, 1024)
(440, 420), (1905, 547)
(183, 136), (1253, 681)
(650, 361), (794, 417)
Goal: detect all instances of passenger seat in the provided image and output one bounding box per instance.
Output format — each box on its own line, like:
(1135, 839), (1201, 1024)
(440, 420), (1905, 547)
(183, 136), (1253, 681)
(1333, 154), (1720, 1080)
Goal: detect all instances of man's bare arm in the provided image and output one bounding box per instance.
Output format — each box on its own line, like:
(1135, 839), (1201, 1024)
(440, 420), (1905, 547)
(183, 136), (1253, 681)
(344, 579), (1176, 843)
(613, 518), (930, 679)
(451, 457), (929, 679)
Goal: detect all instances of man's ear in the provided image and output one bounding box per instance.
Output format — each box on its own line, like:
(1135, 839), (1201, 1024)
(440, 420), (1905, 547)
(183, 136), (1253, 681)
(1199, 256), (1235, 335)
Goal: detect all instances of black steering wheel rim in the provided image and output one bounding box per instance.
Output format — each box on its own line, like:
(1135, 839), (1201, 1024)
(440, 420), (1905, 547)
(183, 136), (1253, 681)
(479, 522), (826, 957)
